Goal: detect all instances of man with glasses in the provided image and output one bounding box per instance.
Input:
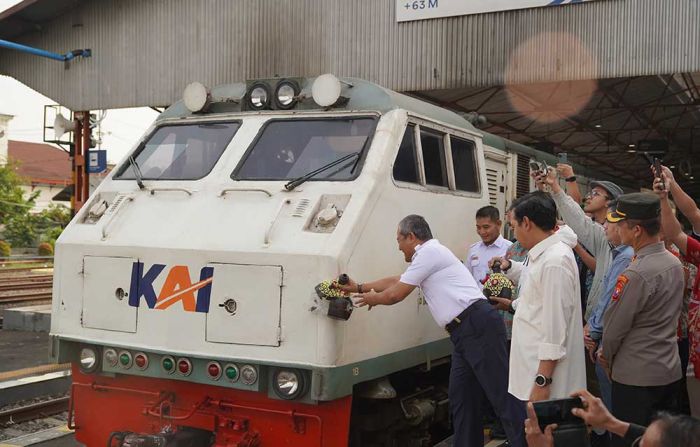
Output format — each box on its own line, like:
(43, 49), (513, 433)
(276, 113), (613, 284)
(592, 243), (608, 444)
(535, 168), (623, 322)
(336, 215), (526, 447)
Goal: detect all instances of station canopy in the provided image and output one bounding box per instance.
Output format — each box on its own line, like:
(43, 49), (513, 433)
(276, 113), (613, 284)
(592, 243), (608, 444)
(0, 0), (699, 195)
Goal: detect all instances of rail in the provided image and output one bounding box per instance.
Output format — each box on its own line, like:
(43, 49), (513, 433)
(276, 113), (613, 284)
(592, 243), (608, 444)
(0, 396), (69, 425)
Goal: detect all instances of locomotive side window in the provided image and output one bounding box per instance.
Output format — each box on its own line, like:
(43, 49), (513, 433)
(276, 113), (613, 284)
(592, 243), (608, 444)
(392, 125), (419, 184)
(115, 122), (240, 180)
(420, 129), (448, 188)
(451, 136), (479, 192)
(233, 117), (377, 181)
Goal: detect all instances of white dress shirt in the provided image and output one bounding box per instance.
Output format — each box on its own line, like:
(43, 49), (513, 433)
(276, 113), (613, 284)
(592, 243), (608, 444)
(465, 235), (513, 285)
(506, 233), (586, 401)
(400, 239), (485, 327)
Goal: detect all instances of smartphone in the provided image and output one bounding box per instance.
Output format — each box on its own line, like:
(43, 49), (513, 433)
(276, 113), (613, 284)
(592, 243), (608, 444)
(558, 152), (568, 164)
(529, 161), (543, 173)
(653, 158), (665, 190)
(541, 159), (550, 174)
(533, 397), (584, 431)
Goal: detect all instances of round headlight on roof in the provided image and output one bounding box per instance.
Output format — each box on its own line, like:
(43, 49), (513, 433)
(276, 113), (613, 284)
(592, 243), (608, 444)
(247, 82), (272, 110)
(272, 368), (307, 400)
(274, 79), (300, 110)
(312, 74), (342, 107)
(183, 82), (211, 113)
(79, 346), (100, 374)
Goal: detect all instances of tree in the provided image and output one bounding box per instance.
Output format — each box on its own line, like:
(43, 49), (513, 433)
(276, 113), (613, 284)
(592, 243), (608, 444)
(0, 161), (37, 223)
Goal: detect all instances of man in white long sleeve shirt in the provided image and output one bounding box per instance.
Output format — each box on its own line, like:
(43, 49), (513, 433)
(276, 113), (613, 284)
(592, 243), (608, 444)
(497, 192), (586, 402)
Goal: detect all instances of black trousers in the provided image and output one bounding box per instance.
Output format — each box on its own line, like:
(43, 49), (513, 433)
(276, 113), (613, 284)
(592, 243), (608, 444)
(448, 300), (526, 447)
(610, 380), (682, 447)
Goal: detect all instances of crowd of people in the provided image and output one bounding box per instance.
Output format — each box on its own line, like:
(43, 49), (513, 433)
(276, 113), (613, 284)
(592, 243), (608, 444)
(335, 161), (700, 447)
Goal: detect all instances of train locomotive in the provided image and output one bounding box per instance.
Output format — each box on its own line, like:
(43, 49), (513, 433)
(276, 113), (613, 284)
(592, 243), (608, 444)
(50, 75), (595, 446)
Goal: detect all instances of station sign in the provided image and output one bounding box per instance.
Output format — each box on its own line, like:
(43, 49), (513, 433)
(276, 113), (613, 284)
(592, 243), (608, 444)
(87, 149), (107, 173)
(396, 0), (600, 22)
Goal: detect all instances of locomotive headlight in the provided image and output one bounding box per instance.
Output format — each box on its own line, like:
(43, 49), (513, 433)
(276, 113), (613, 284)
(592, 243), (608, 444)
(312, 74), (342, 107)
(274, 79), (300, 109)
(247, 82), (272, 110)
(79, 347), (99, 373)
(272, 368), (307, 400)
(183, 81), (211, 113)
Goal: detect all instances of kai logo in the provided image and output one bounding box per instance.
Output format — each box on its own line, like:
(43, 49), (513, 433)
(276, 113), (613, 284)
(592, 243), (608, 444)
(128, 262), (214, 313)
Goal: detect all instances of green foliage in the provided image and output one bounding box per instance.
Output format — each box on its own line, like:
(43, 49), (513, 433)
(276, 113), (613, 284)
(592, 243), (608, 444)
(44, 226), (64, 249)
(0, 240), (10, 257)
(4, 212), (37, 247)
(38, 242), (53, 256)
(0, 163), (70, 250)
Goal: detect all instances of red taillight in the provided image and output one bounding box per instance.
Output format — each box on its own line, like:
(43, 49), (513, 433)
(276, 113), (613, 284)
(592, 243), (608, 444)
(177, 358), (192, 376)
(207, 362), (222, 380)
(134, 353), (148, 370)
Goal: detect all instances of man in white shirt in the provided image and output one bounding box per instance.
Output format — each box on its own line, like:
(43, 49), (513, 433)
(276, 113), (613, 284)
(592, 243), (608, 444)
(466, 205), (513, 286)
(495, 192), (586, 403)
(337, 215), (526, 447)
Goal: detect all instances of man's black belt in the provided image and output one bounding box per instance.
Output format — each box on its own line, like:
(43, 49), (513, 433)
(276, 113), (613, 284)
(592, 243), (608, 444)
(445, 305), (473, 334)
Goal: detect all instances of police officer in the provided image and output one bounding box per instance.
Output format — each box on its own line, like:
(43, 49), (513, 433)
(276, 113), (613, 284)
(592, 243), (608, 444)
(338, 214), (526, 447)
(602, 193), (684, 447)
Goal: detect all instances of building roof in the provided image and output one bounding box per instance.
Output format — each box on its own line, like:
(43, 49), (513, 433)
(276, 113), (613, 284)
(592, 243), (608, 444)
(8, 140), (71, 186)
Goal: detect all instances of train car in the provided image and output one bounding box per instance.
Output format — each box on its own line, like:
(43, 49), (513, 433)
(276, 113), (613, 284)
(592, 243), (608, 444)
(50, 75), (598, 447)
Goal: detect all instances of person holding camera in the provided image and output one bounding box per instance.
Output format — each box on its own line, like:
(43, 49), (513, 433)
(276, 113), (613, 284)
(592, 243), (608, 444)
(525, 389), (700, 447)
(653, 167), (700, 418)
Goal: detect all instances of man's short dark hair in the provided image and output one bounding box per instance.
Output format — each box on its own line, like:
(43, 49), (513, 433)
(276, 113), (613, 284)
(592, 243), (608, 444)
(655, 412), (700, 447)
(398, 215), (433, 241)
(510, 191), (557, 231)
(476, 206), (500, 222)
(623, 217), (661, 236)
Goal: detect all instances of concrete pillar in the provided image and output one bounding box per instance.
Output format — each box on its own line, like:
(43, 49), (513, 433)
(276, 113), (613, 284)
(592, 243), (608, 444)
(0, 113), (13, 166)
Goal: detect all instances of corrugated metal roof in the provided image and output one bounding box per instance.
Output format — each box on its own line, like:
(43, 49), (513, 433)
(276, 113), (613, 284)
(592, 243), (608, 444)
(0, 0), (698, 110)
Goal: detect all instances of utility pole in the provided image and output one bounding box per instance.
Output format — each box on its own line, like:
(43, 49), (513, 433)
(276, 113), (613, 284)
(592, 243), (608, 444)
(72, 111), (91, 213)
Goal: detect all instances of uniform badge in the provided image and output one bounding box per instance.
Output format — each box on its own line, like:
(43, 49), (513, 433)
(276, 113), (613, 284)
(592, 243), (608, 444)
(611, 275), (629, 302)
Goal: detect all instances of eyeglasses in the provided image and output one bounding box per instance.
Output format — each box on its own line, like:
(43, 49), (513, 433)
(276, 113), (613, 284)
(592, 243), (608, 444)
(586, 190), (611, 200)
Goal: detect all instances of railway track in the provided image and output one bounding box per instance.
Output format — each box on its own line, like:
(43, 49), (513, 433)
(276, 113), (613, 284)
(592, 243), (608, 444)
(0, 291), (53, 305)
(0, 266), (54, 308)
(0, 396), (69, 426)
(0, 368), (72, 443)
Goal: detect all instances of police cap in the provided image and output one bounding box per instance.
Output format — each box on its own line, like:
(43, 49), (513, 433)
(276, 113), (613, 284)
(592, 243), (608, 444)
(607, 192), (660, 222)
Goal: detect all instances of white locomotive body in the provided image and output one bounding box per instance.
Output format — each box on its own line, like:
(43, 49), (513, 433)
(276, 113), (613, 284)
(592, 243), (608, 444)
(50, 76), (597, 446)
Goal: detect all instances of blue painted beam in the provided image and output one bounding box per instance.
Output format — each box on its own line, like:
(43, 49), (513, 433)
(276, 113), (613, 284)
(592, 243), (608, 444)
(0, 39), (91, 62)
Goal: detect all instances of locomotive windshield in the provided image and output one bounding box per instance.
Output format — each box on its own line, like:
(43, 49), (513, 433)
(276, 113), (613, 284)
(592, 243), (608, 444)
(115, 122), (240, 180)
(232, 117), (377, 181)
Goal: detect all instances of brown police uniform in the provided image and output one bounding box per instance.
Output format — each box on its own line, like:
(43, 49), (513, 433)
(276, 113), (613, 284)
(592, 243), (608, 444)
(603, 193), (684, 446)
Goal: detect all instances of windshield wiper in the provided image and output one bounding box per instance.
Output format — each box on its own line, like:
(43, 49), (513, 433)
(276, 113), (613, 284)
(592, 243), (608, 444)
(284, 152), (361, 192)
(128, 155), (146, 190)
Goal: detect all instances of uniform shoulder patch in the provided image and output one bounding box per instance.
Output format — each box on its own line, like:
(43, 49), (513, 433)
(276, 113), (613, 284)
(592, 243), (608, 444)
(611, 275), (629, 302)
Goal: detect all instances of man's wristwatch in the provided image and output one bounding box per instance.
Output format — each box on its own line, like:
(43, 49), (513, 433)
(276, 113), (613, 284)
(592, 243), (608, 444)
(565, 176), (577, 182)
(534, 374), (553, 388)
(357, 283), (364, 293)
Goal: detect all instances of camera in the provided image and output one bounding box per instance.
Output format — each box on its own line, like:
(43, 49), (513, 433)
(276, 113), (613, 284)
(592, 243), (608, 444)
(534, 397), (589, 447)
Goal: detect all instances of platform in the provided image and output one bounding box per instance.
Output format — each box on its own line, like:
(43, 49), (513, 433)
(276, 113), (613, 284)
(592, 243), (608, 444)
(2, 306), (51, 333)
(0, 330), (50, 374)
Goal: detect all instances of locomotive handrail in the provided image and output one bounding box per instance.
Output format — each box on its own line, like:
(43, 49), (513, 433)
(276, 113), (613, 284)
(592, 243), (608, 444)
(148, 187), (194, 196)
(219, 188), (273, 198)
(264, 199), (292, 246)
(101, 196), (134, 240)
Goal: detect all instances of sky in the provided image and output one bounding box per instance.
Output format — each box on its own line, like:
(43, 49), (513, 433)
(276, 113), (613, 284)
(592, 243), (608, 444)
(0, 0), (158, 164)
